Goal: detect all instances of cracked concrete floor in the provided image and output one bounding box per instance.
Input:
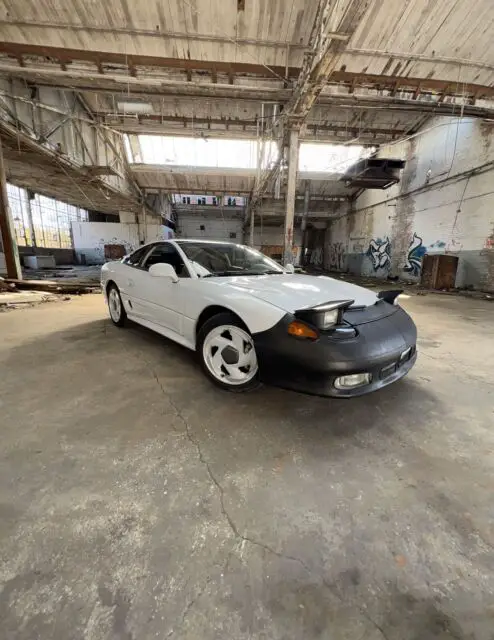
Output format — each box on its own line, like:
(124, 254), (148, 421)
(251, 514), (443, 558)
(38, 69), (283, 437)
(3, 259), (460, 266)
(1, 293), (494, 640)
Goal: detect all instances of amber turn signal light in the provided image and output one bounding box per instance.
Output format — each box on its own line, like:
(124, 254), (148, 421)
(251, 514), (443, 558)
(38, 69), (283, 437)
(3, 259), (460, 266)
(287, 321), (319, 340)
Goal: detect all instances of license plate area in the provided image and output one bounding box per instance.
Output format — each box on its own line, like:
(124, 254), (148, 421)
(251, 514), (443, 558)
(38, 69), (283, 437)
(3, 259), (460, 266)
(380, 346), (414, 380)
(380, 362), (396, 379)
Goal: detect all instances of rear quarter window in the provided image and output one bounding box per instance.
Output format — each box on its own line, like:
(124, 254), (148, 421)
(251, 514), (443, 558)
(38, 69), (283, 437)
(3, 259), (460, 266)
(123, 246), (149, 267)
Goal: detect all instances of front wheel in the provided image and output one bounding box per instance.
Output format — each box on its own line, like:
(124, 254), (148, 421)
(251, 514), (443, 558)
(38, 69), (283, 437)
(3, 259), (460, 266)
(197, 313), (260, 392)
(107, 283), (127, 327)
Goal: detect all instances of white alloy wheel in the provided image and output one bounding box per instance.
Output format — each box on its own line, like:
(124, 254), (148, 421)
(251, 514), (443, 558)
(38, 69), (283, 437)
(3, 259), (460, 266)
(203, 324), (258, 386)
(108, 287), (122, 323)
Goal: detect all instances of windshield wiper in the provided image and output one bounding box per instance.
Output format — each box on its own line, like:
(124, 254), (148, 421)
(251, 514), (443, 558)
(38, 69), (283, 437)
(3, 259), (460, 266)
(201, 270), (238, 278)
(202, 270), (283, 278)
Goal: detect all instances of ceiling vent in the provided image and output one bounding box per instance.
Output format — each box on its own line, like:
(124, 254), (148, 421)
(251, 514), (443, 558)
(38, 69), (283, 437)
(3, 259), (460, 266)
(340, 158), (406, 189)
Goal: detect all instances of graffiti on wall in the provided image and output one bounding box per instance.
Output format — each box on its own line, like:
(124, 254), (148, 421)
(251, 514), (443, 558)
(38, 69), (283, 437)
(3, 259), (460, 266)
(328, 242), (345, 271)
(404, 233), (427, 276)
(366, 237), (391, 271)
(310, 246), (324, 266)
(429, 240), (446, 250)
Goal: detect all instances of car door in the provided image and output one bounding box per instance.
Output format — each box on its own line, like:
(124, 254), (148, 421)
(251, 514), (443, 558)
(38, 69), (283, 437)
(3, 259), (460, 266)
(129, 242), (189, 334)
(116, 244), (152, 318)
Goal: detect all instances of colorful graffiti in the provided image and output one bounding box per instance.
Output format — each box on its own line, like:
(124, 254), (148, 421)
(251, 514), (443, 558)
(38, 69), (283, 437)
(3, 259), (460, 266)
(328, 242), (345, 271)
(367, 237), (391, 271)
(404, 233), (427, 276)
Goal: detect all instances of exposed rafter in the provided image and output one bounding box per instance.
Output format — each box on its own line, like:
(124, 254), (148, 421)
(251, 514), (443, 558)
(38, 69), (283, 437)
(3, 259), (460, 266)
(285, 0), (369, 124)
(1, 42), (494, 102)
(248, 0), (369, 216)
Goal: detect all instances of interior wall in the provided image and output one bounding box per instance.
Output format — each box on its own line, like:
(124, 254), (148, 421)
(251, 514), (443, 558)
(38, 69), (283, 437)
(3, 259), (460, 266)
(251, 226), (304, 264)
(71, 222), (173, 264)
(18, 246), (75, 265)
(327, 117), (494, 290)
(177, 211), (244, 243)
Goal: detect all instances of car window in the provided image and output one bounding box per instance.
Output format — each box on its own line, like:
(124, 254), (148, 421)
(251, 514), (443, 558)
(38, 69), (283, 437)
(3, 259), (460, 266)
(141, 244), (189, 277)
(177, 241), (284, 277)
(123, 245), (150, 267)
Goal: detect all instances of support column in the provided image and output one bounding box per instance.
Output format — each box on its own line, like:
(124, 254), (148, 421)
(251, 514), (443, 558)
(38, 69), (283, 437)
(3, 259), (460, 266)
(300, 180), (310, 266)
(0, 138), (22, 279)
(249, 203), (255, 247)
(26, 191), (37, 248)
(140, 204), (147, 245)
(283, 128), (299, 266)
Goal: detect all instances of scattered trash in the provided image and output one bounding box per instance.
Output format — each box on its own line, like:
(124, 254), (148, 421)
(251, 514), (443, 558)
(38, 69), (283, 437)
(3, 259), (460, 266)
(0, 291), (59, 307)
(394, 555), (407, 568)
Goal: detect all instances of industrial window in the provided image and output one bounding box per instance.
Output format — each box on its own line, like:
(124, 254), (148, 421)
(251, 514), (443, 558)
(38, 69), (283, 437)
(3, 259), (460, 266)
(131, 135), (277, 170)
(171, 194), (245, 206)
(7, 183), (88, 249)
(230, 232), (237, 239)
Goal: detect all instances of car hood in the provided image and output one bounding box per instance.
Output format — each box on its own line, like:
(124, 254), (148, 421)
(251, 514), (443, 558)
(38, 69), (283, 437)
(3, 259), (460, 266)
(220, 274), (379, 312)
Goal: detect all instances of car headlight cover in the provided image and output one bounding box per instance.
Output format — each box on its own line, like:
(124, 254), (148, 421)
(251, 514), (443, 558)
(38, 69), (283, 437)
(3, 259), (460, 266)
(322, 309), (339, 329)
(294, 299), (354, 331)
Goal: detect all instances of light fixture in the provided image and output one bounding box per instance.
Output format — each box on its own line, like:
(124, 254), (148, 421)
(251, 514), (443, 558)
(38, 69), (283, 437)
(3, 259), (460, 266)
(116, 101), (154, 114)
(334, 373), (371, 389)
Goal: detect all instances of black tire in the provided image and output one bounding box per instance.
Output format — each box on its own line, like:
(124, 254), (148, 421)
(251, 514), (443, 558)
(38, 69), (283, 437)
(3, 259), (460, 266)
(197, 312), (261, 392)
(107, 283), (127, 327)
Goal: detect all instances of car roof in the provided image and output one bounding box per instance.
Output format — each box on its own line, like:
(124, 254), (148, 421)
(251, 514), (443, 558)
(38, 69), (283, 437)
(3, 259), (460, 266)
(174, 239), (239, 244)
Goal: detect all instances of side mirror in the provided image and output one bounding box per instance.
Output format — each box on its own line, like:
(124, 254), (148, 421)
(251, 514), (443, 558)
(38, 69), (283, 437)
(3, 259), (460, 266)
(285, 263), (295, 274)
(148, 263), (179, 283)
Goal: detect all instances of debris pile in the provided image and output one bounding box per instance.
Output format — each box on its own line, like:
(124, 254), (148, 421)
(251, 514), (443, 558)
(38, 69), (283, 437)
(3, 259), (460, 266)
(3, 277), (99, 294)
(0, 268), (100, 311)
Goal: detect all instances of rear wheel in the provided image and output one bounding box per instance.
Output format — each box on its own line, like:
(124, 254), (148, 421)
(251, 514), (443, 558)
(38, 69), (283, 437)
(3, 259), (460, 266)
(107, 283), (127, 327)
(197, 313), (260, 392)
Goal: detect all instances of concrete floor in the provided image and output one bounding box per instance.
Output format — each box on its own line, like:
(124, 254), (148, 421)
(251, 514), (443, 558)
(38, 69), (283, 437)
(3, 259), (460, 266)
(1, 293), (494, 640)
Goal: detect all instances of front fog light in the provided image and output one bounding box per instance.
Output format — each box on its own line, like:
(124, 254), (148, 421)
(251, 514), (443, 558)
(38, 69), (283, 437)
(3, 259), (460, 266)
(334, 373), (372, 389)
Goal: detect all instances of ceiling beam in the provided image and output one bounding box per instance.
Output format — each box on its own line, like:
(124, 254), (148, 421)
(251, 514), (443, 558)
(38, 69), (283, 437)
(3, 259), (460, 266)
(0, 21), (312, 51)
(248, 0), (368, 212)
(106, 114), (406, 141)
(285, 0), (369, 124)
(111, 122), (396, 144)
(1, 42), (494, 100)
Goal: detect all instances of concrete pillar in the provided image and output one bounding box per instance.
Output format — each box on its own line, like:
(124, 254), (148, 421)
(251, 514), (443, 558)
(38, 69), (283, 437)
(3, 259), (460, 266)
(300, 180), (310, 266)
(249, 205), (255, 247)
(119, 210), (136, 224)
(0, 138), (22, 279)
(283, 128), (299, 265)
(140, 204), (147, 244)
(26, 191), (37, 248)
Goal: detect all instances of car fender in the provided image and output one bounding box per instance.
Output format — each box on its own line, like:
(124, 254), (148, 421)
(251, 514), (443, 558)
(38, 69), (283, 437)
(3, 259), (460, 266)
(183, 280), (286, 340)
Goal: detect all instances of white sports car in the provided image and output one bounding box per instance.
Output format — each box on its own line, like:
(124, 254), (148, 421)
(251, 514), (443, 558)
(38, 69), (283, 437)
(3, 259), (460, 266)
(101, 239), (417, 397)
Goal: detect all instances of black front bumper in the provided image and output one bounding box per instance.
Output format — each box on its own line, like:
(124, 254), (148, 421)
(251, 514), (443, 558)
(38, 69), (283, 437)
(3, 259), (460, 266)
(253, 305), (417, 398)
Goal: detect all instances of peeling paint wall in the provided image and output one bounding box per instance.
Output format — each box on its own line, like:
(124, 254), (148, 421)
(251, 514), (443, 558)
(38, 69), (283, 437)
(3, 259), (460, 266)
(71, 222), (172, 265)
(252, 227), (304, 265)
(327, 117), (494, 290)
(177, 211), (244, 243)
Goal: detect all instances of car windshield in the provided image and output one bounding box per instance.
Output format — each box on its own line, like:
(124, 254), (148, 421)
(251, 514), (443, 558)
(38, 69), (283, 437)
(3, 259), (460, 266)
(176, 241), (285, 277)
